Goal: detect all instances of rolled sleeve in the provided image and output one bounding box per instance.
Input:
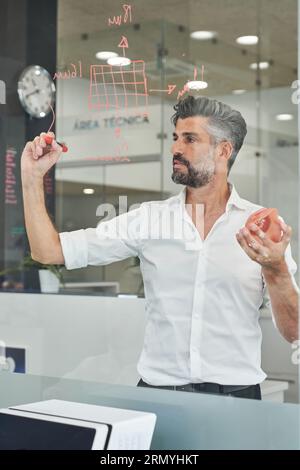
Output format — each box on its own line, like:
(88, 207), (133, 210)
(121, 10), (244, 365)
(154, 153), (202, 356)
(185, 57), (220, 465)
(59, 207), (142, 270)
(59, 229), (88, 270)
(263, 243), (298, 325)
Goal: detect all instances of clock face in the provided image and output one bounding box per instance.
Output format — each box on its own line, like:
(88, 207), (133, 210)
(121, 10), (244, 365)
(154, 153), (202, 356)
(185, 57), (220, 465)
(17, 65), (56, 118)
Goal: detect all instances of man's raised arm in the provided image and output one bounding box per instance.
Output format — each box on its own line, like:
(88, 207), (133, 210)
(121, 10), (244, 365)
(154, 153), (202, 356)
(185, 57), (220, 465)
(21, 132), (65, 265)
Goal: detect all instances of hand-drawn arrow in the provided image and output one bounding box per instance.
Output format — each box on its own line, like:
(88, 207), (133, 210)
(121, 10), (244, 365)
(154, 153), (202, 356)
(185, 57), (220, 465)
(149, 84), (177, 95)
(118, 36), (129, 56)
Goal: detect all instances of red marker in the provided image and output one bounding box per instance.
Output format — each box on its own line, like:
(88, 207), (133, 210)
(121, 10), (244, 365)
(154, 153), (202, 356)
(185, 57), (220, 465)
(44, 134), (68, 153)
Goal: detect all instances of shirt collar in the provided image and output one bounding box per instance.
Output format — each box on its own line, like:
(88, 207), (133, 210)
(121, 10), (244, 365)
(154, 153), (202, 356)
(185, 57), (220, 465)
(226, 183), (247, 211)
(175, 182), (247, 212)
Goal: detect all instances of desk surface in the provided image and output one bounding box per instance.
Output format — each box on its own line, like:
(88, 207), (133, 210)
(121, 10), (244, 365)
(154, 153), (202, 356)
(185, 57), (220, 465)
(0, 373), (299, 450)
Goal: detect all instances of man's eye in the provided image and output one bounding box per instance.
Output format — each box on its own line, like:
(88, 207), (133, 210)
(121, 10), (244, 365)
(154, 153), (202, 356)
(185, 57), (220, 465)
(186, 137), (195, 143)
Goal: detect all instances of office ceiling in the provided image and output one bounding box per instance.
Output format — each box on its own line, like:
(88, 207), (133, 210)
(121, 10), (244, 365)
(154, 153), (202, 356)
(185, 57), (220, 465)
(57, 0), (297, 99)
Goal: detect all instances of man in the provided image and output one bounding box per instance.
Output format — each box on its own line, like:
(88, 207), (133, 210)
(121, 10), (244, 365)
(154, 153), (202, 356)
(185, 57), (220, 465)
(21, 96), (299, 400)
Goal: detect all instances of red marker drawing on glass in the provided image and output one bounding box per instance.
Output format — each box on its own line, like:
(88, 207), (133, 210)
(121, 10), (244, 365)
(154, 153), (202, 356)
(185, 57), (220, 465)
(45, 103), (68, 152)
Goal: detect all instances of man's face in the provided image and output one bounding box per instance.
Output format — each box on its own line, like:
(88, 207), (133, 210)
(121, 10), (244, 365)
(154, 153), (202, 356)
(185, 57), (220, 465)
(171, 116), (217, 188)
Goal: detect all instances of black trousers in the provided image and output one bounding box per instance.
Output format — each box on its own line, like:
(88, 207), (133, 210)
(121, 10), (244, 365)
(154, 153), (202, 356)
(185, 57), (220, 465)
(137, 379), (261, 400)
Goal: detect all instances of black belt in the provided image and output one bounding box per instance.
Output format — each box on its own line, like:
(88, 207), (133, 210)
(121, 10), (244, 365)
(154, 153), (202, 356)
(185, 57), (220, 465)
(174, 383), (250, 393)
(138, 379), (250, 394)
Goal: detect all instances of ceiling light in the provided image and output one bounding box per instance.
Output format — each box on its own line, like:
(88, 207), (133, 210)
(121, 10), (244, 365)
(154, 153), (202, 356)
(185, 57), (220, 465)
(190, 31), (217, 40)
(276, 113), (294, 121)
(236, 35), (258, 45)
(232, 89), (246, 95)
(83, 188), (95, 195)
(107, 56), (131, 66)
(118, 294), (138, 298)
(186, 80), (208, 90)
(96, 51), (118, 60)
(250, 61), (269, 70)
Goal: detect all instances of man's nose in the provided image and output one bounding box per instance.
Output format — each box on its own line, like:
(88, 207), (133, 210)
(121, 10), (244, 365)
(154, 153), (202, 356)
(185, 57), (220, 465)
(171, 140), (184, 155)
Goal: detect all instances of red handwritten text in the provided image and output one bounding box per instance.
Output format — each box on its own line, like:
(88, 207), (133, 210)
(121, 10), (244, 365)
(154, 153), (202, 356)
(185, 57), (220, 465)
(108, 4), (132, 27)
(177, 83), (189, 100)
(53, 61), (82, 80)
(5, 147), (17, 205)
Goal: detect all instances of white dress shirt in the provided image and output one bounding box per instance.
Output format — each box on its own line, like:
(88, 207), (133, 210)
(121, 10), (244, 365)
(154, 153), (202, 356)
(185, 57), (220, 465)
(59, 184), (297, 386)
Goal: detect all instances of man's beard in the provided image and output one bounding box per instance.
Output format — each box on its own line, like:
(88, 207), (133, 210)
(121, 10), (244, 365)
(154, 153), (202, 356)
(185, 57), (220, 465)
(171, 153), (215, 188)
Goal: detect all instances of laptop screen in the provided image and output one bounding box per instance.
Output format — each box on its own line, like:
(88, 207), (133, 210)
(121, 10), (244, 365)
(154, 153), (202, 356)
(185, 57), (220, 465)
(0, 412), (96, 450)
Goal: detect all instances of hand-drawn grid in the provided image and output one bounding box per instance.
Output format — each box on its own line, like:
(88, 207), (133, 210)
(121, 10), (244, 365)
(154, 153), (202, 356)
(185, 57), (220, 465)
(89, 60), (148, 110)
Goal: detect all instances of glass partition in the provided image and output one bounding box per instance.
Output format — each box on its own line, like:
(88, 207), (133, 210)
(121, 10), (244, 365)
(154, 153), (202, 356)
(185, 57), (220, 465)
(53, 0), (299, 296)
(0, 372), (299, 450)
(0, 0), (299, 415)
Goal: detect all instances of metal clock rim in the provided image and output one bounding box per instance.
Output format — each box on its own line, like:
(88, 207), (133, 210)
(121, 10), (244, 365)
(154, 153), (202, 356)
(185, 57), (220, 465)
(17, 64), (56, 119)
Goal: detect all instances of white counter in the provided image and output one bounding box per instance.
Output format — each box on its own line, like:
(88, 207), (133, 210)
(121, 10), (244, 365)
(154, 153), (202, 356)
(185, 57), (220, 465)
(261, 380), (289, 402)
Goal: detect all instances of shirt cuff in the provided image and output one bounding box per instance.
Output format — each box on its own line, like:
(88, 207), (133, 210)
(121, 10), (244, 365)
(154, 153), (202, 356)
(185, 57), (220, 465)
(59, 230), (88, 270)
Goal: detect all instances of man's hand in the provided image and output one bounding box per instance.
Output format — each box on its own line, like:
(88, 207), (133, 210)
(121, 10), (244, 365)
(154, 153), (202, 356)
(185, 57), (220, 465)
(236, 219), (292, 273)
(237, 218), (298, 342)
(21, 132), (63, 182)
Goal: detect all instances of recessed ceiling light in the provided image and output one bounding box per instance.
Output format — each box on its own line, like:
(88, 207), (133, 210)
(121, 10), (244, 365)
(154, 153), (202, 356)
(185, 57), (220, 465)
(39, 112), (46, 117)
(186, 80), (208, 90)
(118, 294), (138, 298)
(236, 35), (258, 45)
(232, 89), (246, 95)
(83, 188), (95, 195)
(276, 113), (294, 121)
(190, 30), (217, 40)
(107, 56), (131, 66)
(95, 51), (118, 60)
(250, 61), (269, 70)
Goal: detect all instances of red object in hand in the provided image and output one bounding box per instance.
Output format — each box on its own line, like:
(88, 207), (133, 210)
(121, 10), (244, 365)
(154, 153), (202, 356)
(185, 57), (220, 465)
(44, 134), (68, 153)
(246, 208), (282, 242)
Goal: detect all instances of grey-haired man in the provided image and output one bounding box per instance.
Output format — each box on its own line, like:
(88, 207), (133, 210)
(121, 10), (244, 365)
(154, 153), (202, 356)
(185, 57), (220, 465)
(21, 96), (299, 399)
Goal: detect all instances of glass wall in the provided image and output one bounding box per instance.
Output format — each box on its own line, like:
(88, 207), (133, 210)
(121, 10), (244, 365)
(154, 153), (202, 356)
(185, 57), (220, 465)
(0, 0), (299, 405)
(55, 0), (298, 295)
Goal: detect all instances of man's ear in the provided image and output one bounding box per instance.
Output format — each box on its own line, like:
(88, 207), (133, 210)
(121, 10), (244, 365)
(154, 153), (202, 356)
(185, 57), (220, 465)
(218, 141), (233, 164)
